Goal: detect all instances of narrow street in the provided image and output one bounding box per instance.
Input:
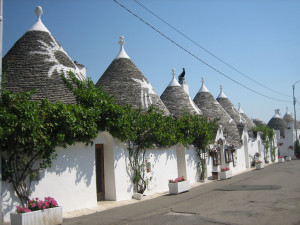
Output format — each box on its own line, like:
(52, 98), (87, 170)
(64, 160), (300, 225)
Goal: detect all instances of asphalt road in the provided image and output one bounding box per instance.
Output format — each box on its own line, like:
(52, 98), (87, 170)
(64, 160), (300, 225)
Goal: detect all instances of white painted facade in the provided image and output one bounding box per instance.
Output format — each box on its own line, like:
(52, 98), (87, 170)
(2, 140), (98, 222)
(2, 128), (276, 223)
(276, 121), (300, 159)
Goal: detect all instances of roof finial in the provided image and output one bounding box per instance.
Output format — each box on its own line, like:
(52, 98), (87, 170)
(172, 68), (176, 77)
(119, 36), (125, 47)
(116, 36), (130, 59)
(35, 6), (43, 20)
(217, 85), (227, 98)
(238, 102), (244, 113)
(286, 107), (289, 114)
(198, 77), (209, 93)
(167, 68), (180, 87)
(28, 6), (50, 33)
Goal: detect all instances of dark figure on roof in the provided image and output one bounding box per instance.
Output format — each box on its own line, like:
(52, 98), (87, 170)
(178, 68), (185, 79)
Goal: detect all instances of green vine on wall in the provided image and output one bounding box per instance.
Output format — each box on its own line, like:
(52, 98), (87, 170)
(253, 124), (276, 163)
(0, 89), (98, 205)
(0, 72), (220, 205)
(178, 113), (219, 181)
(294, 140), (300, 157)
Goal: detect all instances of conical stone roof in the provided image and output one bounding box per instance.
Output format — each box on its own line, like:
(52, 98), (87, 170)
(238, 103), (256, 132)
(193, 78), (241, 147)
(282, 108), (300, 129)
(96, 37), (169, 115)
(267, 109), (287, 137)
(283, 107), (294, 124)
(160, 69), (201, 118)
(2, 6), (85, 104)
(253, 118), (266, 126)
(216, 86), (246, 136)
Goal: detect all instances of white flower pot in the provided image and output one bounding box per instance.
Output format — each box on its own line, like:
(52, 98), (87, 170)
(256, 163), (264, 170)
(132, 193), (144, 200)
(286, 156), (291, 161)
(168, 180), (190, 194)
(278, 158), (285, 163)
(10, 206), (63, 225)
(220, 170), (232, 180)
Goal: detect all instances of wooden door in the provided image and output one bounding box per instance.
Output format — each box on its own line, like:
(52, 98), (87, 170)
(95, 144), (105, 200)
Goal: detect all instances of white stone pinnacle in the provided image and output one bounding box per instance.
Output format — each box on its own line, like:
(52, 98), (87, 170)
(198, 77), (209, 93)
(273, 109), (281, 118)
(238, 102), (244, 114)
(217, 85), (227, 98)
(28, 6), (50, 33)
(172, 68), (176, 77)
(35, 6), (43, 20)
(119, 36), (125, 47)
(116, 36), (130, 59)
(168, 68), (180, 87)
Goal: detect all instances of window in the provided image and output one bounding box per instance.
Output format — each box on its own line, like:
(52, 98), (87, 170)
(212, 147), (222, 166)
(225, 148), (234, 163)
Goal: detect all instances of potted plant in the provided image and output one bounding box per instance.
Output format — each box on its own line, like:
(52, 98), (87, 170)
(168, 177), (190, 194)
(255, 160), (264, 170)
(10, 197), (62, 225)
(295, 140), (300, 159)
(278, 156), (285, 163)
(285, 156), (292, 161)
(219, 167), (232, 180)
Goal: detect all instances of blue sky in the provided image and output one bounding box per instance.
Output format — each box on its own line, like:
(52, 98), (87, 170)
(3, 0), (300, 123)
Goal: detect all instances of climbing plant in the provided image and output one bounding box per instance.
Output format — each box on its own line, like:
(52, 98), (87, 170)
(0, 89), (98, 205)
(62, 72), (179, 194)
(253, 124), (275, 162)
(294, 140), (300, 157)
(178, 113), (219, 181)
(112, 106), (178, 193)
(1, 71), (222, 206)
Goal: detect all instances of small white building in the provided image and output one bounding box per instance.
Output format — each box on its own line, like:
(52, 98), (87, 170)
(269, 108), (300, 159)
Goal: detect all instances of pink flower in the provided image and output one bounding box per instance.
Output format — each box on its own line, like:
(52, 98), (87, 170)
(24, 208), (31, 213)
(16, 205), (32, 214)
(221, 167), (230, 172)
(169, 176), (185, 183)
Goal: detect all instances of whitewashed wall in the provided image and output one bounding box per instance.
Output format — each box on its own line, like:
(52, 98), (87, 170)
(232, 145), (246, 173)
(184, 146), (199, 184)
(3, 129), (277, 223)
(2, 141), (98, 222)
(145, 146), (178, 195)
(111, 139), (133, 201)
(111, 140), (179, 199)
(278, 123), (297, 159)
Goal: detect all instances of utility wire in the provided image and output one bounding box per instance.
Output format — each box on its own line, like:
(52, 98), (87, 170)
(132, 0), (292, 98)
(114, 0), (292, 103)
